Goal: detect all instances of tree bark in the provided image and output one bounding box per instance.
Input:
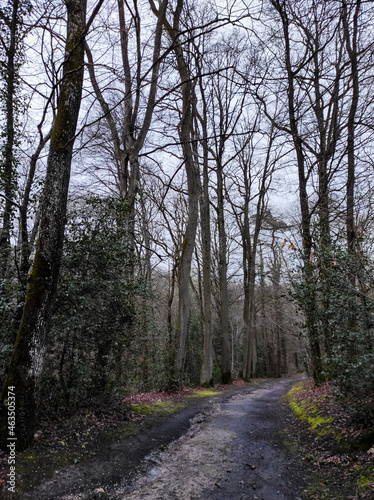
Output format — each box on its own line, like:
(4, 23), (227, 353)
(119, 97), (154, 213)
(18, 130), (52, 281)
(0, 0), (20, 277)
(242, 217), (255, 382)
(198, 103), (213, 388)
(342, 0), (360, 253)
(216, 159), (232, 384)
(0, 0), (88, 450)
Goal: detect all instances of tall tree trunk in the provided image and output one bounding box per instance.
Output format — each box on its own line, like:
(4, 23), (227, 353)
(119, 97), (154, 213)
(85, 0), (166, 333)
(216, 160), (232, 384)
(243, 254), (258, 381)
(194, 55), (214, 388)
(271, 231), (282, 378)
(0, 0), (88, 450)
(199, 122), (213, 387)
(242, 208), (254, 382)
(174, 173), (199, 387)
(18, 130), (52, 281)
(342, 0), (360, 253)
(309, 7), (344, 358)
(0, 0), (20, 277)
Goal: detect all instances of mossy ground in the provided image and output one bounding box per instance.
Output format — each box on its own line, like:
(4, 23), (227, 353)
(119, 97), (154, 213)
(186, 389), (222, 398)
(288, 382), (339, 439)
(286, 379), (374, 498)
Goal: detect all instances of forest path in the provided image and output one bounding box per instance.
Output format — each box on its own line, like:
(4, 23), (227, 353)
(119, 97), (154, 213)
(26, 377), (315, 500)
(117, 376), (308, 500)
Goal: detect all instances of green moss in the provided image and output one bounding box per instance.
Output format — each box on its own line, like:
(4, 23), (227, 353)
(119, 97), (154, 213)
(287, 380), (304, 397)
(131, 404), (153, 414)
(286, 382), (374, 498)
(186, 390), (222, 398)
(23, 248), (50, 311)
(288, 382), (341, 441)
(357, 469), (372, 489)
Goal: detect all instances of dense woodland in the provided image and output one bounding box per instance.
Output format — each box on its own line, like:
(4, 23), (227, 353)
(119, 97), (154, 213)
(0, 0), (374, 450)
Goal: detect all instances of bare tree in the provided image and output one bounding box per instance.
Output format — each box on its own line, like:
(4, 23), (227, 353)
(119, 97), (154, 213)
(84, 0), (167, 248)
(194, 48), (214, 387)
(265, 0), (347, 380)
(149, 0), (201, 387)
(194, 33), (252, 384)
(227, 111), (279, 381)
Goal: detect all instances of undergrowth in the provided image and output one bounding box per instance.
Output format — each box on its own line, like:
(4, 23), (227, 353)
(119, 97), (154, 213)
(287, 379), (374, 498)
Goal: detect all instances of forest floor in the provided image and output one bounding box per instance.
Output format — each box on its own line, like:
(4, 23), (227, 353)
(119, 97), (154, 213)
(1, 376), (374, 499)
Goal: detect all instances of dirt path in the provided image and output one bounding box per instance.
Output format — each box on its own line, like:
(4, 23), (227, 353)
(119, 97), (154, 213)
(25, 377), (314, 499)
(115, 377), (308, 500)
